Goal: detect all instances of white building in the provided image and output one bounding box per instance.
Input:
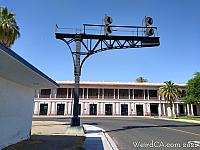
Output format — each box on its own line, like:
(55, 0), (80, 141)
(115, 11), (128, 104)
(0, 43), (58, 149)
(34, 80), (200, 117)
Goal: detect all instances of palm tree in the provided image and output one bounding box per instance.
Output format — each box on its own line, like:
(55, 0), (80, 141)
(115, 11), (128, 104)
(135, 76), (148, 83)
(0, 7), (20, 47)
(159, 81), (181, 117)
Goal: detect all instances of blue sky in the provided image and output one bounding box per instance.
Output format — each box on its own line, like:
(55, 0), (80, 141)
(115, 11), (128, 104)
(1, 0), (200, 83)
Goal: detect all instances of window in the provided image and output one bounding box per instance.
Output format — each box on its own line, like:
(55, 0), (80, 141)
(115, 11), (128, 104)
(56, 88), (67, 98)
(149, 90), (158, 99)
(119, 89), (129, 99)
(104, 89), (114, 99)
(134, 89), (144, 99)
(88, 88), (98, 98)
(40, 89), (51, 98)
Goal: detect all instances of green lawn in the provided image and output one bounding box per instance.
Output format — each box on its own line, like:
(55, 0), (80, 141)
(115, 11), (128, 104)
(175, 116), (200, 121)
(162, 116), (200, 121)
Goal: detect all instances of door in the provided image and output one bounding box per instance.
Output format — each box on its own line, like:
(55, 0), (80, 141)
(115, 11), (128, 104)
(136, 105), (144, 116)
(57, 104), (65, 115)
(179, 104), (185, 115)
(105, 104), (113, 115)
(121, 104), (128, 116)
(193, 105), (198, 116)
(90, 104), (97, 115)
(39, 104), (48, 115)
(150, 104), (158, 116)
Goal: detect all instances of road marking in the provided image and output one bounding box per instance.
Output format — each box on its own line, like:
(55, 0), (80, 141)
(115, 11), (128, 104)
(163, 127), (200, 137)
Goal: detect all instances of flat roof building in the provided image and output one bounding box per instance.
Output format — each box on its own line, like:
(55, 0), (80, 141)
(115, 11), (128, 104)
(34, 80), (200, 117)
(0, 43), (58, 149)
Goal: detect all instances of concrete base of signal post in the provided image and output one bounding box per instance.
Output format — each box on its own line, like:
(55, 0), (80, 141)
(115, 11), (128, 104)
(65, 125), (85, 136)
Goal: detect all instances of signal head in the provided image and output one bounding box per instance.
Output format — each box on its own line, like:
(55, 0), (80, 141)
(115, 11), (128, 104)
(144, 16), (153, 26)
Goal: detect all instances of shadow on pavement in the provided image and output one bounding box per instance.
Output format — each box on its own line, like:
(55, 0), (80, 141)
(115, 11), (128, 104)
(84, 137), (104, 150)
(106, 124), (200, 133)
(3, 135), (85, 150)
(83, 122), (99, 125)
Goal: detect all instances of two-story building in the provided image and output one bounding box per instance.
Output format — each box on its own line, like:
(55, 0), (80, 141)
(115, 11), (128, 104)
(33, 80), (200, 117)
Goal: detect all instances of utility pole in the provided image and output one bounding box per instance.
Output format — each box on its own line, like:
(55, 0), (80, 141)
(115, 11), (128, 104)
(55, 16), (160, 126)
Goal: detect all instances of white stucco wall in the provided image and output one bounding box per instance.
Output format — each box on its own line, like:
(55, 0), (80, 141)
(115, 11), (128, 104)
(0, 76), (34, 149)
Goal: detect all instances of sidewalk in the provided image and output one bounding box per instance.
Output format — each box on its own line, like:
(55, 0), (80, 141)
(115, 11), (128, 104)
(3, 121), (118, 150)
(83, 124), (118, 150)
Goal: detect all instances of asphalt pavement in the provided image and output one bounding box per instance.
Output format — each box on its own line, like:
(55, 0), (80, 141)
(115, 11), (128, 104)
(33, 117), (200, 150)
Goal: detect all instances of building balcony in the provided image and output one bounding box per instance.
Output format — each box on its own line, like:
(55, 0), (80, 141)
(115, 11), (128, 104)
(88, 96), (98, 99)
(119, 96), (129, 99)
(149, 96), (158, 100)
(40, 95), (51, 98)
(104, 96), (114, 99)
(134, 96), (144, 99)
(56, 95), (67, 98)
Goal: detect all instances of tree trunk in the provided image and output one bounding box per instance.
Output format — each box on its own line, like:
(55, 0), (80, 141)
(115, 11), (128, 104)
(169, 102), (173, 117)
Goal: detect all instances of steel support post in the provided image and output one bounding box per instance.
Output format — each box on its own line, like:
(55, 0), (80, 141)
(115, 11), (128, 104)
(71, 37), (81, 126)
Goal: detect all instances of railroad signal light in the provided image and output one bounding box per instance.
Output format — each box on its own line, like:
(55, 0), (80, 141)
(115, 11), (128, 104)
(144, 16), (153, 26)
(144, 16), (154, 36)
(104, 16), (113, 25)
(104, 15), (113, 35)
(145, 28), (154, 36)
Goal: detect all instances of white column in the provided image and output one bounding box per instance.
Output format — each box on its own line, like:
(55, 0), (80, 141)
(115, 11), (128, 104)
(98, 102), (101, 115)
(158, 103), (162, 116)
(147, 90), (150, 100)
(47, 102), (52, 115)
(147, 103), (151, 116)
(184, 105), (187, 115)
(133, 89), (135, 99)
(86, 102), (89, 115)
(172, 104), (175, 115)
(86, 88), (89, 99)
(68, 102), (72, 115)
(116, 103), (120, 115)
(187, 104), (190, 116)
(167, 104), (171, 116)
(102, 89), (104, 99)
(113, 103), (116, 115)
(176, 104), (179, 116)
(163, 103), (166, 116)
(128, 103), (132, 115)
(114, 89), (115, 99)
(34, 101), (40, 115)
(102, 102), (105, 115)
(51, 102), (56, 115)
(70, 88), (73, 98)
(35, 89), (39, 98)
(128, 89), (131, 99)
(118, 89), (120, 99)
(144, 103), (147, 116)
(132, 103), (136, 115)
(53, 88), (57, 98)
(66, 88), (69, 99)
(98, 88), (100, 99)
(64, 102), (68, 115)
(191, 104), (194, 116)
(143, 90), (145, 100)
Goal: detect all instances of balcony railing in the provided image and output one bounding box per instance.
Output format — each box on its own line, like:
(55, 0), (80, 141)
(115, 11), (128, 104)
(104, 96), (114, 99)
(119, 96), (129, 99)
(40, 95), (51, 98)
(149, 96), (158, 99)
(88, 95), (98, 99)
(56, 95), (67, 98)
(134, 96), (144, 99)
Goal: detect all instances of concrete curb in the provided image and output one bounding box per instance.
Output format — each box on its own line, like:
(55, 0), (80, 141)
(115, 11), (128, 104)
(83, 124), (119, 150)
